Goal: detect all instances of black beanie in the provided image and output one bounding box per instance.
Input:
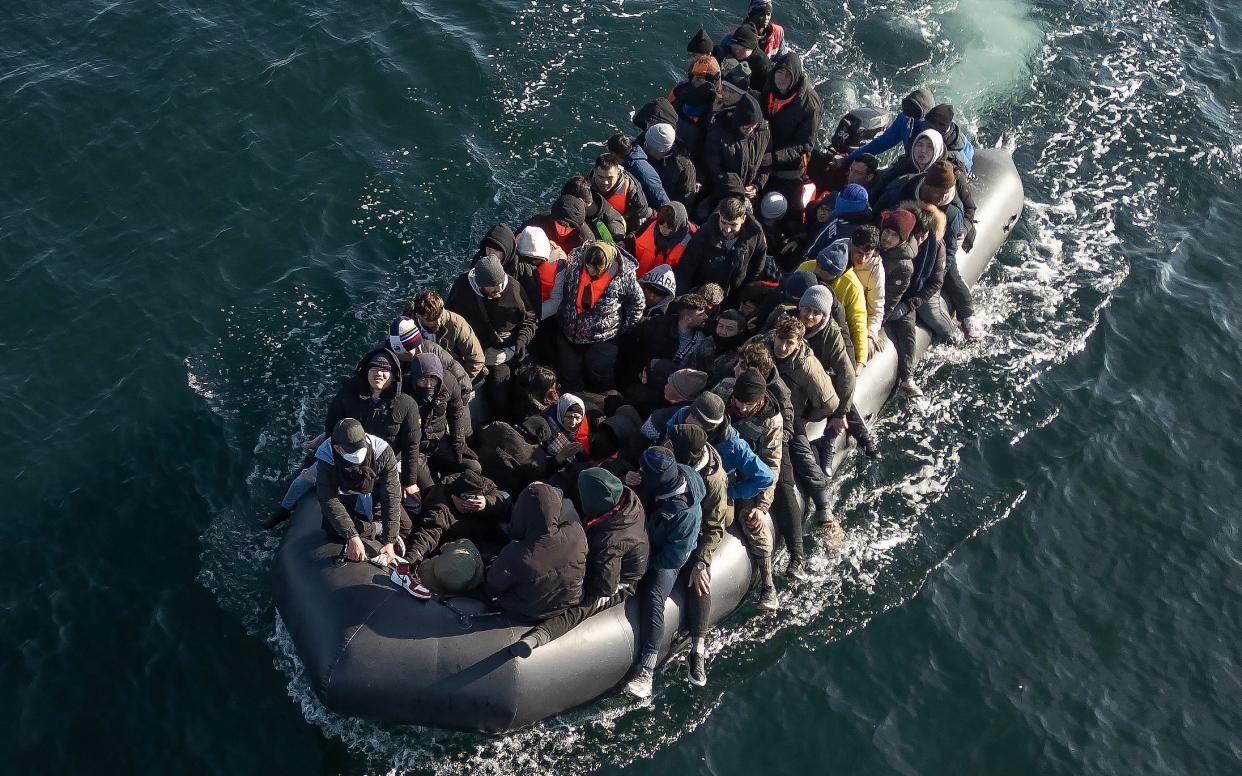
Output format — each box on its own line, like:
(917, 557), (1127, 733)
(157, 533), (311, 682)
(732, 23), (760, 51)
(687, 27), (714, 55)
(734, 93), (762, 127)
(926, 103), (955, 126)
(733, 368), (766, 404)
(551, 195), (586, 227)
(669, 424), (708, 465)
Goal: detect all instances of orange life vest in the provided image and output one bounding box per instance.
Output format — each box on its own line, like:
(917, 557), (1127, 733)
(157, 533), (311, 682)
(536, 259), (560, 303)
(767, 91), (797, 117)
(604, 176), (630, 219)
(632, 218), (696, 277)
(575, 417), (591, 455)
(762, 23), (785, 59)
(575, 266), (613, 314)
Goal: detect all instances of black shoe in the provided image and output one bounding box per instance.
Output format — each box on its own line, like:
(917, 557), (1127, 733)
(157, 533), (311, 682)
(509, 628), (548, 658)
(814, 503), (833, 525)
(263, 506), (291, 530)
(861, 437), (882, 460)
(687, 650), (707, 687)
(785, 556), (807, 581)
(757, 584), (780, 612)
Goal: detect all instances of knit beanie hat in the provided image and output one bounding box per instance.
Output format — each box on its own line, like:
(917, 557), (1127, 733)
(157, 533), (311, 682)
(669, 423), (708, 465)
(645, 123), (677, 155)
(815, 238), (850, 279)
(516, 226), (551, 261)
(551, 194), (586, 227)
(732, 22), (760, 50)
(734, 93), (763, 126)
(924, 160), (956, 189)
(473, 256), (507, 288)
(750, 0), (774, 10)
(690, 391), (726, 428)
(779, 270), (818, 303)
(833, 183), (869, 216)
(720, 58), (753, 94)
(799, 285), (835, 316)
(640, 446), (683, 498)
(760, 191), (788, 220)
(668, 368), (710, 402)
(448, 469), (487, 498)
(578, 467), (623, 519)
(880, 209), (916, 243)
(367, 352), (395, 371)
(689, 54), (721, 80)
(639, 264), (677, 298)
(388, 316), (424, 354)
(901, 87), (935, 119)
(925, 103), (955, 127)
(687, 27), (714, 55)
(733, 368), (766, 404)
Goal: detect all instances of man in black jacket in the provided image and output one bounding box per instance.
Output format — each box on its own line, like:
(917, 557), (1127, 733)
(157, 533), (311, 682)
(761, 52), (822, 227)
(446, 255), (538, 421)
(404, 469), (511, 563)
(510, 468), (649, 656)
(712, 22), (770, 92)
(701, 93), (770, 212)
(675, 196), (768, 305)
(405, 352), (478, 484)
(316, 418), (411, 564)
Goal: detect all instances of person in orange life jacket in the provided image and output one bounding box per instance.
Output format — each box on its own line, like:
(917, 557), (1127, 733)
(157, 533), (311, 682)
(445, 255), (537, 422)
(317, 418), (411, 564)
(739, 0), (787, 59)
(701, 94), (769, 212)
(522, 393), (592, 474)
(404, 289), (485, 384)
(556, 241), (645, 391)
(760, 52), (822, 227)
(623, 292), (710, 384)
(712, 22), (770, 92)
(638, 263), (678, 318)
(675, 195), (768, 306)
(562, 174), (627, 244)
(669, 55), (720, 155)
(607, 132), (670, 210)
(520, 194), (596, 256)
(641, 123), (698, 209)
(628, 201), (695, 278)
(512, 226), (567, 321)
(590, 153), (653, 237)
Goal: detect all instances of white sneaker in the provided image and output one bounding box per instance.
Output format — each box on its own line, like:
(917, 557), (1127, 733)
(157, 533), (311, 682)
(900, 378), (923, 397)
(389, 566), (431, 599)
(623, 669), (654, 700)
(961, 317), (985, 341)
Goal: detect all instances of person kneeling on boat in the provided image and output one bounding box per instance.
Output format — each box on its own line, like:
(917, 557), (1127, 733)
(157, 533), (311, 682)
(317, 418), (411, 564)
(485, 482), (588, 624)
(510, 468), (650, 657)
(620, 446), (705, 699)
(404, 470), (512, 565)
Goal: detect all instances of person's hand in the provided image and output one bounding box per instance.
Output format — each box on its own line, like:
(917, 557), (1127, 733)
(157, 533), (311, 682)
(855, 361), (866, 377)
(346, 536), (367, 562)
(746, 507), (766, 533)
(378, 542), (397, 563)
(744, 184), (759, 198)
(403, 483), (420, 498)
(461, 494), (487, 513)
(828, 415), (848, 436)
(873, 332), (887, 353)
(887, 301), (911, 322)
(302, 433), (325, 451)
(624, 470), (642, 488)
(690, 567), (711, 596)
(594, 596), (611, 609)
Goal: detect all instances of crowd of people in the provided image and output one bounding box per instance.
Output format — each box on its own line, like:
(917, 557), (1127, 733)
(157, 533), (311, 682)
(263, 0), (984, 700)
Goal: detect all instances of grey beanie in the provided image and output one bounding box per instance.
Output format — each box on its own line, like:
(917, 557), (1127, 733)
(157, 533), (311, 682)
(473, 255), (507, 288)
(799, 285), (835, 315)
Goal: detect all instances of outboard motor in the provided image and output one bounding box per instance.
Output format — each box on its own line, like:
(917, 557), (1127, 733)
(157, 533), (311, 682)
(828, 107), (889, 155)
(807, 107), (891, 194)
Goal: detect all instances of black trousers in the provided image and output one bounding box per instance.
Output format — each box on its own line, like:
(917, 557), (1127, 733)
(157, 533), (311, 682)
(886, 306), (918, 381)
(789, 427), (831, 509)
(556, 334), (619, 392)
(768, 454), (804, 560)
(941, 254), (975, 321)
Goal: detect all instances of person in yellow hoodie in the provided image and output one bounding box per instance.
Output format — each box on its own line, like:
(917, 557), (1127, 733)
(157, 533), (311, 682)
(798, 235), (868, 374)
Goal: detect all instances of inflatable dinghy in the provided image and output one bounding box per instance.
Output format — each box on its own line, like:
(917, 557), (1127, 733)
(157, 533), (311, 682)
(272, 147), (1024, 732)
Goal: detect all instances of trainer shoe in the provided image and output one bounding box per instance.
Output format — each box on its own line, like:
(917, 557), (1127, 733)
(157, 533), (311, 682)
(510, 628), (548, 658)
(390, 565), (431, 599)
(861, 437), (882, 459)
(757, 584), (780, 612)
(900, 378), (924, 397)
(785, 555), (807, 581)
(623, 668), (654, 700)
(961, 317), (985, 341)
(687, 650), (707, 687)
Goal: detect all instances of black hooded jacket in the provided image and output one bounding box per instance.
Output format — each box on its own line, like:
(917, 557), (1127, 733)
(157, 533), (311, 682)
(485, 483), (588, 621)
(475, 223), (516, 268)
(761, 52), (822, 179)
(446, 268), (537, 356)
(324, 348), (421, 488)
(582, 487), (650, 600)
(403, 352), (469, 463)
(702, 95), (771, 193)
(404, 471), (511, 561)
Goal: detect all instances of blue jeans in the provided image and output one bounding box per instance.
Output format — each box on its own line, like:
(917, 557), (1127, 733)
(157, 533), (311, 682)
(638, 567), (681, 671)
(280, 467), (317, 510)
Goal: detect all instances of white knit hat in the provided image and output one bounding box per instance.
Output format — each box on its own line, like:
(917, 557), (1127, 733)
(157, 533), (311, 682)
(644, 123), (677, 155)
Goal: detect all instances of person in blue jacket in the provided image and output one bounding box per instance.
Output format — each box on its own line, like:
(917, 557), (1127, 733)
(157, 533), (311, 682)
(620, 446), (705, 700)
(661, 391), (775, 504)
(608, 133), (670, 209)
(844, 87), (934, 163)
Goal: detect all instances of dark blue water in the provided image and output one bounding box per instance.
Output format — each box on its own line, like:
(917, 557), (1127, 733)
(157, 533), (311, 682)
(3, 0), (1240, 773)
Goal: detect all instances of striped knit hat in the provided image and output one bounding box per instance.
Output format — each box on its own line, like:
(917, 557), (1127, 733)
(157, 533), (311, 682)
(388, 316), (424, 354)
